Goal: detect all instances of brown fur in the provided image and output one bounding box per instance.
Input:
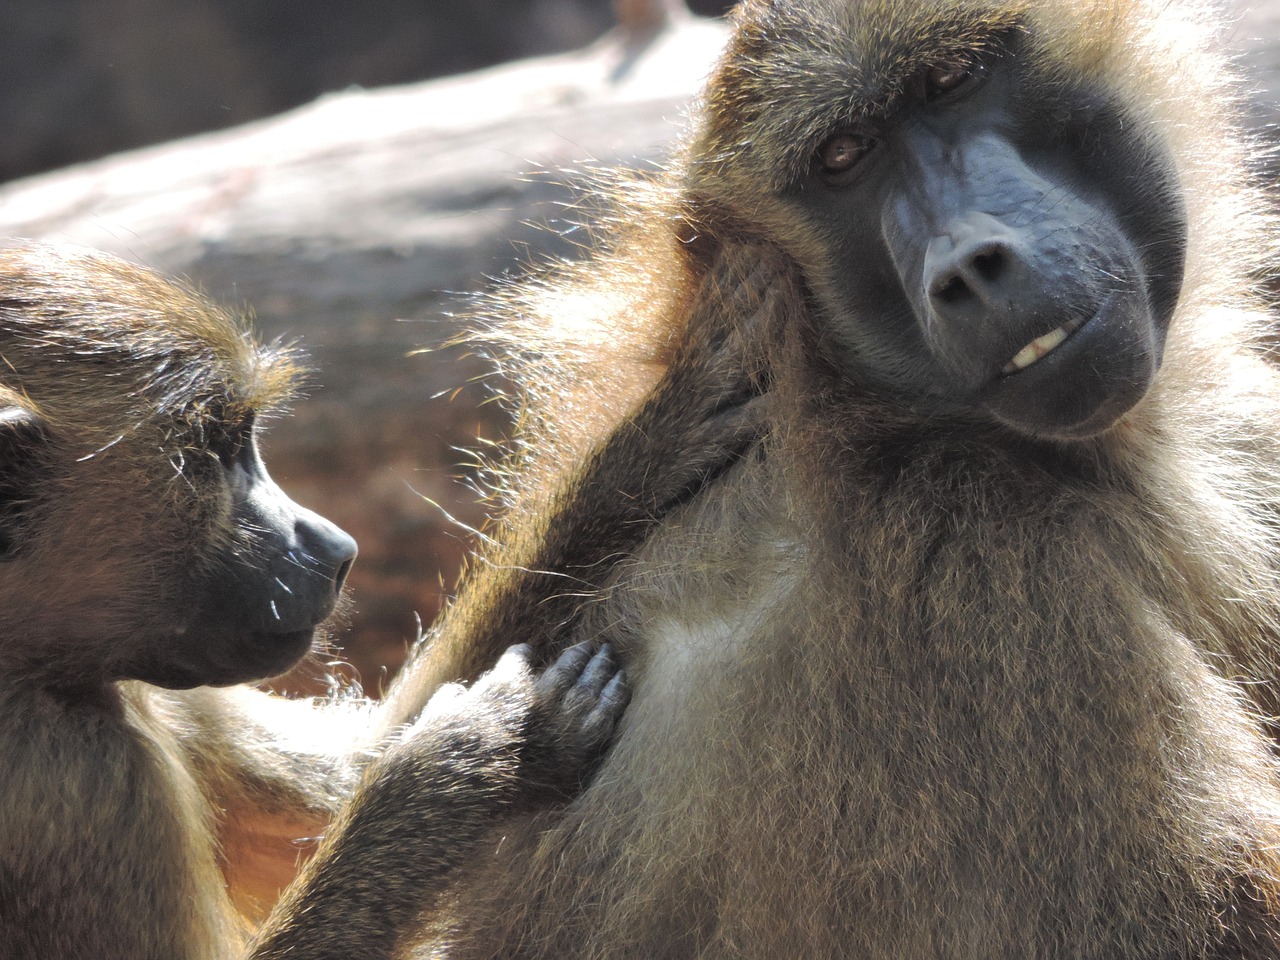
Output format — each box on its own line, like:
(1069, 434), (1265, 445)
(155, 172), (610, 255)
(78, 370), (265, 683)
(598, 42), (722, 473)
(376, 237), (782, 726)
(394, 0), (1280, 957)
(0, 241), (763, 958)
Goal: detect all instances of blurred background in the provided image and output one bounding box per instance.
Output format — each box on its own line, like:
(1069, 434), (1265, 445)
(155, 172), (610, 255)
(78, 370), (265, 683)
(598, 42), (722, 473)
(0, 0), (732, 182)
(0, 0), (1275, 694)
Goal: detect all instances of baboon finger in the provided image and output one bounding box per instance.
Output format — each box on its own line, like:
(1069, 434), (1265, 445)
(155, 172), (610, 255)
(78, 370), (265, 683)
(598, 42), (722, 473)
(739, 248), (786, 301)
(644, 391), (770, 519)
(580, 671), (631, 746)
(700, 387), (770, 440)
(596, 670), (630, 720)
(489, 642), (536, 684)
(430, 681), (467, 706)
(495, 642), (534, 670)
(573, 643), (618, 701)
(533, 640), (594, 701)
(468, 642), (537, 703)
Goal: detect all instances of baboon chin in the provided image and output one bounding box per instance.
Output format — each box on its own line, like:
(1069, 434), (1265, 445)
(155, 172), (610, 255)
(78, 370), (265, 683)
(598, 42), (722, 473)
(391, 0), (1280, 957)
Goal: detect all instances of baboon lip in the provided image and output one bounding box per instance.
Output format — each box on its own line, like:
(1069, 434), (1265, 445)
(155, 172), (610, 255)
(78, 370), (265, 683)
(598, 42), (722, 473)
(264, 625), (316, 641)
(257, 626), (318, 655)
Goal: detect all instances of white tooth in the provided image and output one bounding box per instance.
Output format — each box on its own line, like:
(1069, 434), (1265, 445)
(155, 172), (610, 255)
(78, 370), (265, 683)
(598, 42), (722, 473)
(1033, 325), (1069, 355)
(1002, 321), (1077, 375)
(1005, 342), (1042, 374)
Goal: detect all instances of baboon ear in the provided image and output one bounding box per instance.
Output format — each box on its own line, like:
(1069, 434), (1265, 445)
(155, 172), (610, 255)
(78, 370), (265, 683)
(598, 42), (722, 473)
(0, 404), (50, 558)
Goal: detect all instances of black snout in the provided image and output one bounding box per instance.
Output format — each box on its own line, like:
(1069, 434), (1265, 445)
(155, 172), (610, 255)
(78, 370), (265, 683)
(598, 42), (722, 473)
(298, 510), (358, 602)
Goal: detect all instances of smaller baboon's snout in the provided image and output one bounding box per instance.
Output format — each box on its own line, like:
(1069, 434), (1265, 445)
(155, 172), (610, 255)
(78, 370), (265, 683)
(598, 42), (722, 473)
(296, 508), (358, 603)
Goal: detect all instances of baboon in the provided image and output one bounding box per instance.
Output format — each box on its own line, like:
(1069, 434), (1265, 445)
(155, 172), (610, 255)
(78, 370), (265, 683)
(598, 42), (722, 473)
(0, 241), (766, 959)
(380, 0), (1280, 957)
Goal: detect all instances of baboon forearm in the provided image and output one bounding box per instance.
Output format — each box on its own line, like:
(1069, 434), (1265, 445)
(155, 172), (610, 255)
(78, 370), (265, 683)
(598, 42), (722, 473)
(166, 686), (374, 814)
(249, 729), (516, 960)
(251, 634), (634, 960)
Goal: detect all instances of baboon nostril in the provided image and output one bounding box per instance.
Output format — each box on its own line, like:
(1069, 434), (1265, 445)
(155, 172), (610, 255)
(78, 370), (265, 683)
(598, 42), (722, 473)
(973, 248), (1004, 281)
(334, 558), (354, 595)
(928, 242), (1016, 316)
(933, 273), (969, 305)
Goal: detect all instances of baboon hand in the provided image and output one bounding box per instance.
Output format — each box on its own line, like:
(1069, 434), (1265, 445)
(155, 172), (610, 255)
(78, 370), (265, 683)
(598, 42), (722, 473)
(620, 243), (793, 518)
(522, 640), (630, 801)
(687, 239), (793, 366)
(403, 642), (629, 805)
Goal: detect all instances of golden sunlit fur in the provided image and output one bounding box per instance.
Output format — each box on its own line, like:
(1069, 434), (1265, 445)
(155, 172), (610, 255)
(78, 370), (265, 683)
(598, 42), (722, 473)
(394, 1), (1280, 957)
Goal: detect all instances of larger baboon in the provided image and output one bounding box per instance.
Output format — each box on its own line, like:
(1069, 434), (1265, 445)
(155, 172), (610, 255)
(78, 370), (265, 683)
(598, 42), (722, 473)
(0, 241), (769, 959)
(383, 0), (1280, 957)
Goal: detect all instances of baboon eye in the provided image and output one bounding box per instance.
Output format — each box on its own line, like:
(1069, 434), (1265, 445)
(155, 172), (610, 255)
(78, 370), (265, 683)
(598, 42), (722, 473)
(817, 133), (876, 177)
(923, 57), (985, 99)
(210, 412), (255, 467)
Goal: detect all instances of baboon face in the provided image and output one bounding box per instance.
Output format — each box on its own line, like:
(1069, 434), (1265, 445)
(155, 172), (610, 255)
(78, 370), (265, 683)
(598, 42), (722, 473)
(0, 244), (356, 689)
(701, 2), (1188, 439)
(130, 412), (358, 689)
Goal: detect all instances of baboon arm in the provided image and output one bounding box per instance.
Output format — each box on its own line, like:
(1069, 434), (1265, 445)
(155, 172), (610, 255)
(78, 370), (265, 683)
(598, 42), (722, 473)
(249, 643), (626, 960)
(167, 686), (374, 811)
(247, 703), (516, 960)
(160, 686), (377, 922)
(375, 242), (788, 737)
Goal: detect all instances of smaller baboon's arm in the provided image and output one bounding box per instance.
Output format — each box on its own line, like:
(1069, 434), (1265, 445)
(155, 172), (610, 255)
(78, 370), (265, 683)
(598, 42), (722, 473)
(162, 685), (377, 922)
(376, 242), (791, 735)
(247, 642), (627, 960)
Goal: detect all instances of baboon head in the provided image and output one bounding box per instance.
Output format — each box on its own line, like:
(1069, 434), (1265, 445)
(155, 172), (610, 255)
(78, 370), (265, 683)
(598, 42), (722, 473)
(684, 0), (1206, 439)
(0, 243), (356, 689)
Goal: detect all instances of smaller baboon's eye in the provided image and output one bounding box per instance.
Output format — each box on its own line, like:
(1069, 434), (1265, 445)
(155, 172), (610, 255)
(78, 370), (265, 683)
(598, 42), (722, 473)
(210, 411), (255, 467)
(817, 133), (876, 177)
(923, 57), (986, 100)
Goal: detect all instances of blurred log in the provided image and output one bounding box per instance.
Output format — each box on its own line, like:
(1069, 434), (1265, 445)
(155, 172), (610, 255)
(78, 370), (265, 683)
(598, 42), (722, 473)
(0, 12), (729, 692)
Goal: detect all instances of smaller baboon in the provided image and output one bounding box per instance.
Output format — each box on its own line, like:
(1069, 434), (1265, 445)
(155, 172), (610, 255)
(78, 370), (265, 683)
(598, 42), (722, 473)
(0, 241), (766, 959)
